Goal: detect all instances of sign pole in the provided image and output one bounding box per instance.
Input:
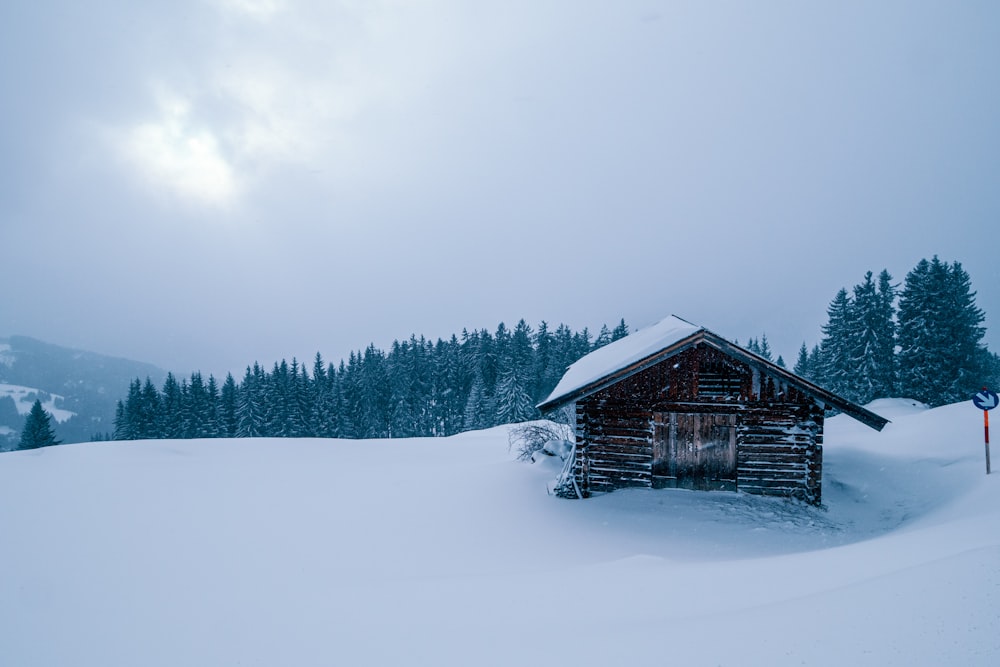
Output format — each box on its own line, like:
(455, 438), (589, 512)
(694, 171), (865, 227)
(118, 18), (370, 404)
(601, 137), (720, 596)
(973, 387), (997, 475)
(986, 409), (992, 475)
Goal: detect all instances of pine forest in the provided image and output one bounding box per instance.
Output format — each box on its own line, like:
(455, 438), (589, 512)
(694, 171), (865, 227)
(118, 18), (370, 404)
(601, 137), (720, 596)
(105, 256), (998, 444)
(111, 319), (630, 441)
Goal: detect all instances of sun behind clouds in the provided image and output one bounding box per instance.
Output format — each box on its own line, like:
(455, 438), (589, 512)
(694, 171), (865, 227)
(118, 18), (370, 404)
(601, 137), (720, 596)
(122, 88), (239, 207)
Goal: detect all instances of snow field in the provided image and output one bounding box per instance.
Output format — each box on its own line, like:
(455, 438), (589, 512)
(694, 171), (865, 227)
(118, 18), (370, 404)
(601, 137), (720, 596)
(1, 399), (998, 666)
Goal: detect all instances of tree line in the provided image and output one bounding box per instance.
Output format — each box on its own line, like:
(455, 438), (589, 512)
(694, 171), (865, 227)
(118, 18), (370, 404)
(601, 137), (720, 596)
(12, 255), (994, 449)
(793, 256), (995, 407)
(107, 255), (993, 443)
(110, 319), (631, 441)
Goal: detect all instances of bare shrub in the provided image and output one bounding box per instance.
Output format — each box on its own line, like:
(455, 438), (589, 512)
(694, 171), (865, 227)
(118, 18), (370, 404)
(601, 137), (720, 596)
(508, 407), (574, 462)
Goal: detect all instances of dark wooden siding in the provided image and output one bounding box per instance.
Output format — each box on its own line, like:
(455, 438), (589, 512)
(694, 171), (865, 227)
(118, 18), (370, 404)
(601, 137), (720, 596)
(571, 343), (825, 504)
(735, 404), (823, 504)
(574, 403), (652, 494)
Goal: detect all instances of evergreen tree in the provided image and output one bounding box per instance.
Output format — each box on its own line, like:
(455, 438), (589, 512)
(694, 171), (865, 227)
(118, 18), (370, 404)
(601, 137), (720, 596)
(793, 343), (811, 379)
(461, 330), (497, 430)
(311, 353), (338, 438)
(495, 366), (536, 424)
(818, 288), (857, 399)
(138, 377), (162, 439)
(874, 270), (899, 395)
(898, 257), (987, 405)
(264, 361), (291, 437)
(205, 375), (222, 437)
(532, 321), (561, 404)
(463, 369), (493, 431)
(495, 319), (537, 424)
(113, 400), (128, 440)
(980, 350), (1000, 393)
(848, 271), (897, 404)
(160, 373), (184, 439)
(611, 318), (630, 341)
(575, 327), (593, 357)
(331, 362), (350, 437)
(743, 334), (773, 361)
(388, 340), (417, 438)
(184, 372), (212, 438)
(758, 334), (773, 362)
(357, 345), (391, 438)
(117, 379), (143, 440)
(593, 325), (613, 350)
(808, 345), (823, 385)
(19, 400), (60, 449)
(235, 364), (265, 438)
(287, 358), (311, 437)
(338, 357), (360, 438)
(219, 373), (238, 437)
(434, 335), (465, 436)
(551, 324), (576, 388)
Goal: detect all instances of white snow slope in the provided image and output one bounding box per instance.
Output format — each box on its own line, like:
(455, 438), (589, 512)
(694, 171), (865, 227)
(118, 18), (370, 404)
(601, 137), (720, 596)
(0, 383), (76, 423)
(1, 399), (998, 666)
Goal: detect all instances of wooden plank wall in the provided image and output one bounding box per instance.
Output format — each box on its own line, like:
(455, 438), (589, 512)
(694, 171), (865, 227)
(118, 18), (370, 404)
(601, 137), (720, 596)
(574, 402), (652, 495)
(570, 343), (827, 504)
(735, 404), (824, 504)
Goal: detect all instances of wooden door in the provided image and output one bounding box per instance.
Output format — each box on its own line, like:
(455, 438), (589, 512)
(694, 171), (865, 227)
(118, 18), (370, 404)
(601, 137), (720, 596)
(652, 412), (737, 490)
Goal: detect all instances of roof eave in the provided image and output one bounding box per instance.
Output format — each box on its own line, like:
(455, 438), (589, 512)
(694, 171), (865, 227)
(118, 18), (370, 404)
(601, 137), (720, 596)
(700, 335), (889, 431)
(536, 331), (707, 413)
(538, 329), (889, 432)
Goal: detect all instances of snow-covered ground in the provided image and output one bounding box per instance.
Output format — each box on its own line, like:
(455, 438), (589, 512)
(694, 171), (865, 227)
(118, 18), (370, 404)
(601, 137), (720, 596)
(0, 383), (76, 423)
(1, 399), (997, 666)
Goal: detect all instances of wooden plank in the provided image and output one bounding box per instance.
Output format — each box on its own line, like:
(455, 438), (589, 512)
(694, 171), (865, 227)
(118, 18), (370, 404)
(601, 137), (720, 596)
(739, 486), (805, 498)
(738, 462), (808, 472)
(587, 453), (652, 465)
(738, 439), (814, 448)
(588, 465), (652, 478)
(587, 471), (651, 483)
(739, 444), (813, 453)
(739, 460), (809, 471)
(585, 443), (652, 457)
(590, 468), (654, 479)
(585, 465), (652, 477)
(738, 461), (807, 470)
(737, 450), (811, 462)
(737, 477), (806, 489)
(586, 434), (650, 444)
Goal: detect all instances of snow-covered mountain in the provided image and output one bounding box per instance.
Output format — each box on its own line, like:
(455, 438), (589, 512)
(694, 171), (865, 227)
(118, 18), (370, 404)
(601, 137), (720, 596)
(0, 336), (165, 447)
(0, 383), (76, 422)
(1, 400), (997, 665)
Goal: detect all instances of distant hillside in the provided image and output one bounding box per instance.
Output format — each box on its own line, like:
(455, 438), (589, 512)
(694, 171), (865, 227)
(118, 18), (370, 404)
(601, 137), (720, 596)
(0, 336), (166, 447)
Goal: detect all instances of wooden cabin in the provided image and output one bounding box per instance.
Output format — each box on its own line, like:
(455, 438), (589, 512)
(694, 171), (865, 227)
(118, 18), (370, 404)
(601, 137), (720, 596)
(537, 316), (888, 505)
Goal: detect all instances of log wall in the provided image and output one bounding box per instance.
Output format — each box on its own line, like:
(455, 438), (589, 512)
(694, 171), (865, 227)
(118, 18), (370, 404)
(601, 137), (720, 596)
(570, 343), (825, 504)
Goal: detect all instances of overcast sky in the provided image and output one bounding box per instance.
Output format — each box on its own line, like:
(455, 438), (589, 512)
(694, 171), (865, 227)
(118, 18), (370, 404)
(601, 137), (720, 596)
(2, 0), (998, 378)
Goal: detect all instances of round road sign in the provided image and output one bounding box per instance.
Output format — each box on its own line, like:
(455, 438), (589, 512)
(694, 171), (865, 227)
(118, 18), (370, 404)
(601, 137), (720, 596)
(973, 389), (999, 411)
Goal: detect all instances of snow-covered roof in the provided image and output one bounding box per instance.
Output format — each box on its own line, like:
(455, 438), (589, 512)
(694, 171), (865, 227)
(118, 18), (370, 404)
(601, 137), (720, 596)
(537, 314), (888, 431)
(540, 315), (702, 409)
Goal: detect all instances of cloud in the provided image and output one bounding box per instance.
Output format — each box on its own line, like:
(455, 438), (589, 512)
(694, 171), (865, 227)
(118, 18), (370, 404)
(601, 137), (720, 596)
(121, 87), (238, 207)
(215, 0), (286, 21)
(108, 1), (459, 210)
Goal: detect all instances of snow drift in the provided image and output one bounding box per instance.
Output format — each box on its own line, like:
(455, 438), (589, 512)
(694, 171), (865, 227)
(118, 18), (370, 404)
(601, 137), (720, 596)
(1, 399), (998, 665)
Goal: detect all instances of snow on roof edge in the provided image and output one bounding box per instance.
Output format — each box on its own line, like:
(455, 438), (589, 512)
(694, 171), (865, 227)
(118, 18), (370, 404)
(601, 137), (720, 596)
(539, 315), (702, 408)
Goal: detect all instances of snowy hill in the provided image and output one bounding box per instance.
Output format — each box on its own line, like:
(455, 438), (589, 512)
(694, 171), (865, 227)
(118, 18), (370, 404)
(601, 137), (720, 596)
(0, 383), (77, 422)
(0, 335), (166, 446)
(1, 401), (998, 665)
